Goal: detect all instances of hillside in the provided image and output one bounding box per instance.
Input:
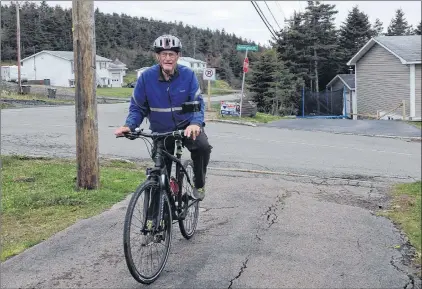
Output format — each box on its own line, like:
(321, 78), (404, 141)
(0, 1), (263, 88)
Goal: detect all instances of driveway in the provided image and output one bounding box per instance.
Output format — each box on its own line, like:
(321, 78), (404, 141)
(264, 119), (421, 139)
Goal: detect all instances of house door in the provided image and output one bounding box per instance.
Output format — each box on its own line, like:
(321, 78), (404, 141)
(111, 73), (120, 87)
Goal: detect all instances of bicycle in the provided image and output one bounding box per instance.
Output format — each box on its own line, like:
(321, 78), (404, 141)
(117, 127), (200, 284)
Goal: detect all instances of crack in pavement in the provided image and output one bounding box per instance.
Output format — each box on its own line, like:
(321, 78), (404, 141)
(201, 206), (239, 212)
(390, 256), (417, 289)
(228, 257), (249, 289)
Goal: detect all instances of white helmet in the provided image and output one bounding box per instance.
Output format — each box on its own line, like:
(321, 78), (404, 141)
(153, 34), (182, 53)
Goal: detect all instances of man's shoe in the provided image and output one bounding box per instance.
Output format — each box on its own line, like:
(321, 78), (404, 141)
(192, 187), (205, 201)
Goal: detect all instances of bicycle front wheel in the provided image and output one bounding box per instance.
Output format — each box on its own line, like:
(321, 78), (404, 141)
(178, 159), (200, 239)
(123, 180), (173, 284)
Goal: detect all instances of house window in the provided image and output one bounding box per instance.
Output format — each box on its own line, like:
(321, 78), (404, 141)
(100, 62), (106, 69)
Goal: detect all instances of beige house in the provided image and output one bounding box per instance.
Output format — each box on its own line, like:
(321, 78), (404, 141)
(347, 36), (421, 121)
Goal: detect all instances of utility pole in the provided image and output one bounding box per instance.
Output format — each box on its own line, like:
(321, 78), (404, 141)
(16, 1), (22, 94)
(72, 0), (99, 190)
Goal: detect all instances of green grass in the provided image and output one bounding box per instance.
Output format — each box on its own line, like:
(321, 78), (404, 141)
(123, 71), (138, 85)
(379, 181), (421, 265)
(209, 80), (238, 96)
(95, 87), (134, 98)
(1, 155), (145, 261)
(210, 102), (287, 123)
(407, 121), (422, 129)
(1, 93), (74, 105)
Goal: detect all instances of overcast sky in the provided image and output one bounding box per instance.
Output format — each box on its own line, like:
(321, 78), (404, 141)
(29, 1), (422, 46)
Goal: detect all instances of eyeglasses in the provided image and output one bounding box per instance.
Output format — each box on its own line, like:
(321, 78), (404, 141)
(159, 52), (178, 59)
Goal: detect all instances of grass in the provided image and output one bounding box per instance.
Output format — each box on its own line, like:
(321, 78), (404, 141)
(0, 93), (74, 106)
(68, 87), (134, 98)
(210, 102), (287, 124)
(407, 121), (422, 129)
(123, 71), (138, 85)
(379, 181), (421, 265)
(1, 155), (146, 261)
(209, 80), (237, 96)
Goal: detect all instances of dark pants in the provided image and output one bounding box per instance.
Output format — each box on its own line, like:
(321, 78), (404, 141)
(153, 130), (212, 189)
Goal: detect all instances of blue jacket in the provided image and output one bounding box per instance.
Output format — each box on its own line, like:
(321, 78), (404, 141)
(125, 64), (205, 133)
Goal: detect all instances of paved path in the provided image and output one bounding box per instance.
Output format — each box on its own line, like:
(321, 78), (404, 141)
(264, 118), (422, 139)
(1, 104), (421, 288)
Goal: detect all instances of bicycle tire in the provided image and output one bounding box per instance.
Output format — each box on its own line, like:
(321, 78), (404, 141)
(178, 159), (200, 239)
(123, 180), (173, 284)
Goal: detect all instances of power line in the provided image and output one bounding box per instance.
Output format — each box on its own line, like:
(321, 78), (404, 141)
(264, 1), (282, 31)
(250, 1), (277, 39)
(254, 1), (277, 35)
(275, 1), (287, 21)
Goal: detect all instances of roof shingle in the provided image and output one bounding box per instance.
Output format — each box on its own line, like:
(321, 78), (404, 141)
(374, 36), (421, 63)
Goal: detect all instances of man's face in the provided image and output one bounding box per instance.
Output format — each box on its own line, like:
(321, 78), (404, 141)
(157, 50), (179, 73)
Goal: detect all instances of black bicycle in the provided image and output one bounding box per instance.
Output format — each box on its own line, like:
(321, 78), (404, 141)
(118, 127), (200, 284)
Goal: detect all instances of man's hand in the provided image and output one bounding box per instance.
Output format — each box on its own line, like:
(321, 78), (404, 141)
(184, 124), (201, 140)
(114, 126), (131, 137)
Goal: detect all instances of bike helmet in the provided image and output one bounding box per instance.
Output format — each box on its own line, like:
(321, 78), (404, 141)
(153, 34), (182, 53)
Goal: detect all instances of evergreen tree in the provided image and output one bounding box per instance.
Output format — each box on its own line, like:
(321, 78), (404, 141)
(0, 1), (260, 87)
(387, 8), (412, 36)
(302, 1), (339, 93)
(372, 18), (384, 36)
(247, 49), (301, 115)
(415, 21), (422, 35)
(338, 6), (373, 73)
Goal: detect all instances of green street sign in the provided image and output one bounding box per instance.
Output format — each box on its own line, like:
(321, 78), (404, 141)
(236, 44), (259, 51)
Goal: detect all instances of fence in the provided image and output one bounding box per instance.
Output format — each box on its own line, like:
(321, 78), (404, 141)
(298, 87), (347, 118)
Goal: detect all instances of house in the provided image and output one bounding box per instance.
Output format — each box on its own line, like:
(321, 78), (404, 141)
(347, 36), (421, 120)
(326, 73), (356, 117)
(177, 57), (207, 72)
(136, 67), (150, 79)
(21, 50), (127, 88)
(108, 58), (128, 88)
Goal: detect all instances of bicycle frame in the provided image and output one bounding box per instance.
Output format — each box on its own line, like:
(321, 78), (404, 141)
(144, 135), (196, 232)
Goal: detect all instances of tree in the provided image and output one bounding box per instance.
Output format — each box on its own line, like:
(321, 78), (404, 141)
(387, 8), (412, 36)
(247, 49), (302, 115)
(338, 6), (373, 73)
(372, 18), (384, 36)
(0, 1), (262, 86)
(301, 0), (339, 97)
(414, 21), (421, 35)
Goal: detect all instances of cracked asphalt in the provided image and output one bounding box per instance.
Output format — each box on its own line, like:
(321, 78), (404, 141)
(1, 103), (421, 288)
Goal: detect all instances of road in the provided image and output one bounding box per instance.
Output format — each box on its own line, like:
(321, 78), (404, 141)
(1, 103), (421, 288)
(265, 118), (422, 139)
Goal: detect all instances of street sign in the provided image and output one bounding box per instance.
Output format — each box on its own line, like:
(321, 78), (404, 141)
(236, 44), (259, 51)
(203, 68), (216, 81)
(243, 57), (249, 73)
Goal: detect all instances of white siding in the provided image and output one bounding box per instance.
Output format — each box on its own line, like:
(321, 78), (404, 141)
(22, 52), (72, 87)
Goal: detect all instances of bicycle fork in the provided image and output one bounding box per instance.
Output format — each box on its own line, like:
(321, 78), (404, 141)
(141, 175), (167, 234)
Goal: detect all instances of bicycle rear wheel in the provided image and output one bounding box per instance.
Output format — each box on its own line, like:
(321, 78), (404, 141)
(123, 180), (173, 284)
(178, 160), (199, 239)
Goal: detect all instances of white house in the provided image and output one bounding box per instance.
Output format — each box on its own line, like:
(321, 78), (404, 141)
(178, 57), (207, 72)
(21, 50), (127, 88)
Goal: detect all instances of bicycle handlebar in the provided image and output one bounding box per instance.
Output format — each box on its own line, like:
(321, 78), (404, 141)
(116, 128), (186, 140)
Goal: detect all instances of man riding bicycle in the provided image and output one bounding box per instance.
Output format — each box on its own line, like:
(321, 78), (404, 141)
(114, 34), (211, 201)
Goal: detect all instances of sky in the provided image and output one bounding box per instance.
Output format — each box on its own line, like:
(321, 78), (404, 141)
(25, 1), (422, 46)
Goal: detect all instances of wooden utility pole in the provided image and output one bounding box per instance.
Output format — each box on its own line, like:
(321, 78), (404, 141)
(72, 0), (99, 190)
(16, 1), (22, 94)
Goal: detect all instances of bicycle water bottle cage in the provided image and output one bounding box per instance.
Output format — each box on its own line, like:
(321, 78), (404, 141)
(181, 101), (201, 113)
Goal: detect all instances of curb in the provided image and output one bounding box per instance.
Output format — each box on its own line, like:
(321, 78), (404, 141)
(268, 126), (422, 141)
(205, 118), (257, 127)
